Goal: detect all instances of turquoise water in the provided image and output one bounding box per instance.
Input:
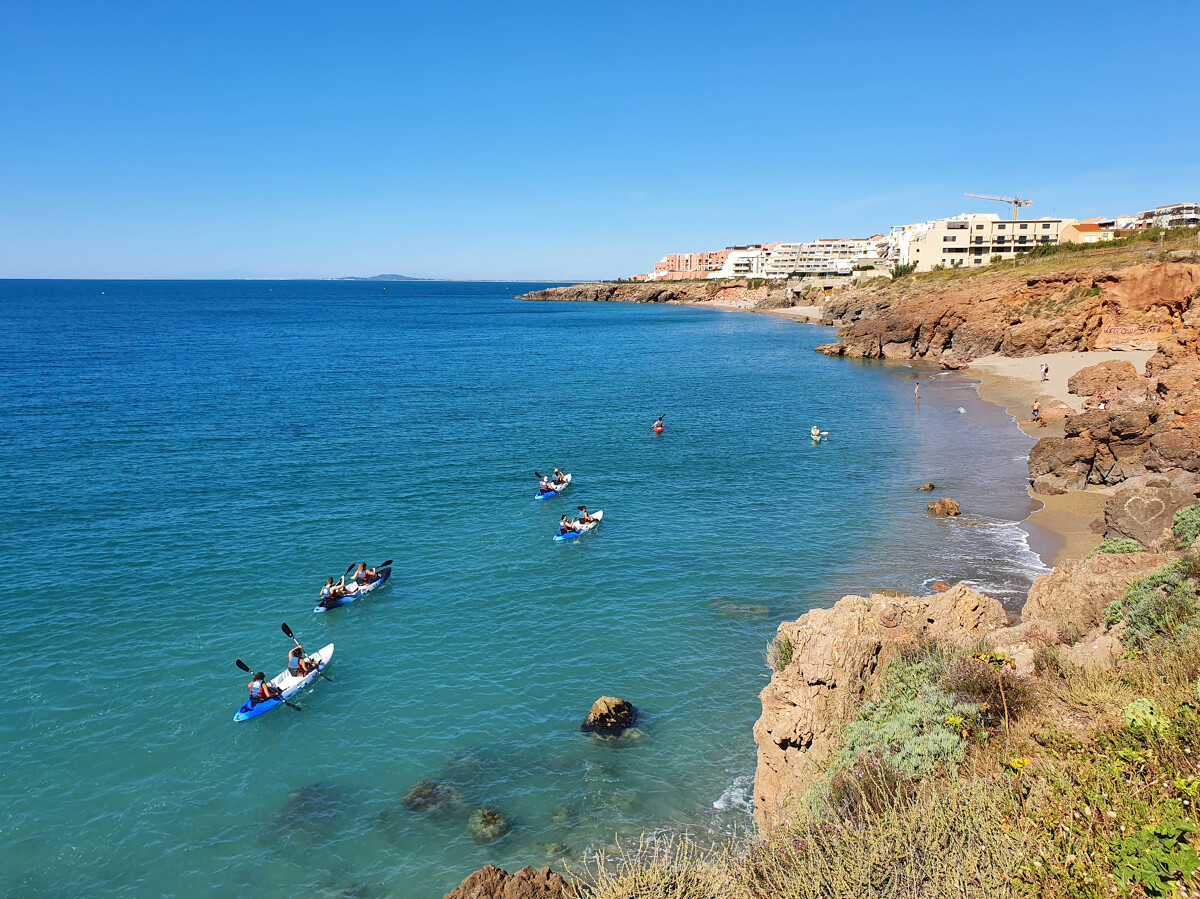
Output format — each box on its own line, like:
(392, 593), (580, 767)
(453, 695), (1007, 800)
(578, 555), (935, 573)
(0, 281), (1043, 897)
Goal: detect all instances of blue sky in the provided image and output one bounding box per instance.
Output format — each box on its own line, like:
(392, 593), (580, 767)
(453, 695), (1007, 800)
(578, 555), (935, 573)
(1, 1), (1197, 280)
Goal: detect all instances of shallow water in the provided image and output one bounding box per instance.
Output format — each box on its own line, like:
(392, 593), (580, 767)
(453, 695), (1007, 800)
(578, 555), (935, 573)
(0, 281), (1043, 897)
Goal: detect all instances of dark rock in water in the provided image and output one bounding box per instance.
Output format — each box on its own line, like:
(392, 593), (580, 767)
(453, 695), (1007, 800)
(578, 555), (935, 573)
(402, 779), (465, 817)
(582, 697), (637, 735)
(709, 597), (771, 619)
(918, 482), (935, 491)
(278, 782), (346, 827)
(467, 807), (512, 844)
(443, 864), (577, 899)
(549, 805), (571, 824)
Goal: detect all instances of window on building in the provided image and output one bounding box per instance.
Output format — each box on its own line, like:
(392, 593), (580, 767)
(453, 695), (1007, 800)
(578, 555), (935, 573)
(997, 224), (1006, 230)
(943, 236), (956, 242)
(1019, 223), (1028, 229)
(1042, 223), (1051, 229)
(976, 225), (984, 230)
(1019, 236), (1027, 243)
(975, 236), (984, 244)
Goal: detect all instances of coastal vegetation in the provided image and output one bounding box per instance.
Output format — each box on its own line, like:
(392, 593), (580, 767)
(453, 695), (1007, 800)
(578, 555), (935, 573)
(580, 553), (1200, 899)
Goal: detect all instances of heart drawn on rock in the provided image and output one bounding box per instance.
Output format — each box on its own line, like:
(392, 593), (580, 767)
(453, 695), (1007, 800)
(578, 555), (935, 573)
(1123, 495), (1166, 524)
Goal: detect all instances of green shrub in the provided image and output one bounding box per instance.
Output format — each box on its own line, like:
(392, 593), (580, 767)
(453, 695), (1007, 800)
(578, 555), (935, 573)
(891, 262), (918, 278)
(1173, 504), (1200, 545)
(1111, 819), (1199, 897)
(1104, 562), (1200, 647)
(766, 633), (793, 671)
(1123, 698), (1170, 737)
(827, 750), (914, 820)
(1089, 537), (1143, 556)
(944, 655), (1033, 725)
(837, 655), (977, 779)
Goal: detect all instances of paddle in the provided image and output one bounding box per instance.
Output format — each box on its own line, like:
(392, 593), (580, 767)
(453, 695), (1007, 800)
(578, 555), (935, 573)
(235, 659), (301, 711)
(281, 622), (333, 682)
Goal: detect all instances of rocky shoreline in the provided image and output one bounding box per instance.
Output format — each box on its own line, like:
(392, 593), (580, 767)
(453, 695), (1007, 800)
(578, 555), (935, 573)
(442, 258), (1200, 896)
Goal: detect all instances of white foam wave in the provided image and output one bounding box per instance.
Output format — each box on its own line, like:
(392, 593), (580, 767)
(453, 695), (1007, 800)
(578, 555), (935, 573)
(713, 774), (754, 813)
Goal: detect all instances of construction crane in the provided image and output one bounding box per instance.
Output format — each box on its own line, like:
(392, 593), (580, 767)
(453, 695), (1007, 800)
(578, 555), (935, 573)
(963, 193), (1033, 221)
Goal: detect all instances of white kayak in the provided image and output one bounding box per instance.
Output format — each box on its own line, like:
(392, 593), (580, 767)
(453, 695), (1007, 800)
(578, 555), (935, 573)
(554, 509), (603, 541)
(234, 643), (334, 721)
(536, 474), (572, 499)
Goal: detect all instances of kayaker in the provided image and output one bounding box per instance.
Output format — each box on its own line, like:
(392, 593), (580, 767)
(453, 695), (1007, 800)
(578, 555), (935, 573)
(810, 425), (821, 439)
(353, 563), (377, 586)
(553, 469), (566, 485)
(653, 416), (664, 433)
(559, 514), (579, 535)
(247, 672), (282, 705)
(578, 505), (596, 524)
(539, 477), (554, 494)
(288, 646), (317, 678)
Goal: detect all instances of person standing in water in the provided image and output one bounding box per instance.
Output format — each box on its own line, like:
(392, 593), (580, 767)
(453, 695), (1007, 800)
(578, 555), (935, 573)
(914, 381), (920, 402)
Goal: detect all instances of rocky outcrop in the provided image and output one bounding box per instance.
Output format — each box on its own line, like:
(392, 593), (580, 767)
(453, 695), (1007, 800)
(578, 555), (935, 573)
(753, 585), (1006, 827)
(818, 263), (1200, 362)
(927, 498), (961, 516)
(582, 697), (637, 735)
(519, 280), (791, 311)
(1021, 550), (1170, 635)
(1105, 482), (1196, 546)
(443, 865), (576, 899)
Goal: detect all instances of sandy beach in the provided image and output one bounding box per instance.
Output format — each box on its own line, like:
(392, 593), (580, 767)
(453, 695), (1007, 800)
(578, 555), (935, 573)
(969, 349), (1154, 566)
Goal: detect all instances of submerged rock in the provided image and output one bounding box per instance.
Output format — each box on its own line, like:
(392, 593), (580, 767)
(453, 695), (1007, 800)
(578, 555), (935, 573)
(709, 597), (772, 619)
(443, 864), (576, 899)
(402, 779), (465, 817)
(918, 482), (935, 491)
(467, 807), (512, 844)
(278, 782), (346, 827)
(582, 697), (638, 735)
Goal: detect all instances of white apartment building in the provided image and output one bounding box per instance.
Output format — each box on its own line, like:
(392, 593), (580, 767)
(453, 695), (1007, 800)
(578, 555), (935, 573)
(709, 245), (773, 278)
(1135, 203), (1200, 229)
(890, 213), (1072, 272)
(763, 237), (888, 278)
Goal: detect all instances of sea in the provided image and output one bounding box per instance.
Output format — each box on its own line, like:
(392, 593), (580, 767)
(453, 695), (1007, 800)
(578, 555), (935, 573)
(0, 280), (1047, 897)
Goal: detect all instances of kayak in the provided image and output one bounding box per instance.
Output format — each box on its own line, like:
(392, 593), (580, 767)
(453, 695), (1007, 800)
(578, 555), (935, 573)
(535, 474), (572, 500)
(233, 643), (334, 722)
(314, 566), (392, 613)
(554, 509), (603, 542)
(653, 424), (664, 434)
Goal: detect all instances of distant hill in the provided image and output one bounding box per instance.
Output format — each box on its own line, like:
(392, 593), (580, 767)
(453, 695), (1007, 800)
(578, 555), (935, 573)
(334, 273), (423, 281)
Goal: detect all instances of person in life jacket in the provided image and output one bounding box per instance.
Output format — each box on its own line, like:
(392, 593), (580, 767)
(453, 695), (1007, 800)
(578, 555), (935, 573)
(288, 645), (317, 678)
(811, 425), (821, 439)
(247, 672), (282, 705)
(653, 417), (664, 433)
(353, 563), (377, 586)
(539, 477), (554, 494)
(558, 514), (579, 535)
(578, 505), (596, 525)
(552, 468), (566, 485)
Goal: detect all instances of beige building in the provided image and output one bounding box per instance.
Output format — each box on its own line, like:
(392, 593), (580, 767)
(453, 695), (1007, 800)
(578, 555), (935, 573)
(763, 237), (888, 278)
(890, 213), (1072, 271)
(1060, 221), (1138, 244)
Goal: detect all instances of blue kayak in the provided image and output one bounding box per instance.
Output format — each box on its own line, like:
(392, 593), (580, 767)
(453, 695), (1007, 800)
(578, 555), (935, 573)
(314, 567), (392, 613)
(535, 473), (572, 500)
(234, 643), (334, 722)
(553, 510), (603, 542)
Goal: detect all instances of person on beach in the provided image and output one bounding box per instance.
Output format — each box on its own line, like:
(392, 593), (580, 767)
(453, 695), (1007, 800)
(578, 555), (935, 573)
(288, 645), (317, 678)
(1041, 364), (1049, 382)
(353, 563), (377, 586)
(1031, 400), (1041, 421)
(558, 514), (579, 535)
(247, 672), (282, 705)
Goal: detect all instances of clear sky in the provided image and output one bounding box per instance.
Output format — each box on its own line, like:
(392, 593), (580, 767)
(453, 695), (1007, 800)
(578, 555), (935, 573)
(2, 1), (1198, 280)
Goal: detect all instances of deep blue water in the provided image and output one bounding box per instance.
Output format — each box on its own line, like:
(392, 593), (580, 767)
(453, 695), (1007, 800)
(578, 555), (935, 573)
(0, 280), (1043, 897)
